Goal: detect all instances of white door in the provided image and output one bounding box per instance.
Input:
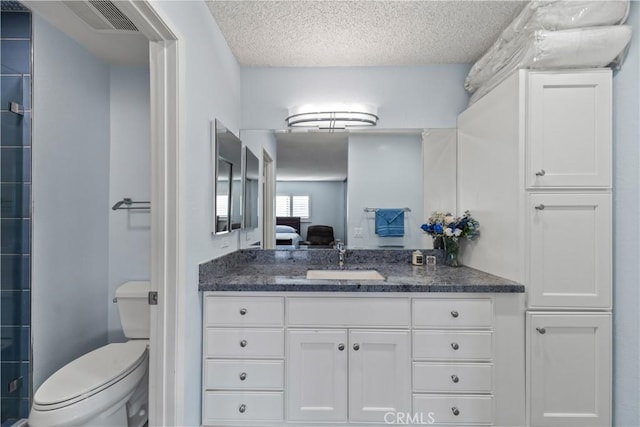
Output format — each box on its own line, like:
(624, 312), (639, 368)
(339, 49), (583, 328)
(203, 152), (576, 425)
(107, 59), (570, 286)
(527, 313), (611, 427)
(349, 330), (411, 422)
(526, 70), (611, 189)
(287, 329), (348, 422)
(528, 193), (611, 309)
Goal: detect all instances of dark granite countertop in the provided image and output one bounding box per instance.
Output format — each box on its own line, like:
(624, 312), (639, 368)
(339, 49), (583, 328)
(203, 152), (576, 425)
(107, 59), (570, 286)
(198, 249), (524, 293)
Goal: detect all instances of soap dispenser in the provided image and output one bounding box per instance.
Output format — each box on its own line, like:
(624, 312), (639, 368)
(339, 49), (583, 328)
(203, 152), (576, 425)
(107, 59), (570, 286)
(412, 250), (424, 266)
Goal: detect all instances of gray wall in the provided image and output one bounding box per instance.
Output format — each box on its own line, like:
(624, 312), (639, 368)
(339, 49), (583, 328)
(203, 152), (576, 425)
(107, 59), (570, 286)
(612, 2), (639, 426)
(347, 134), (424, 249)
(276, 181), (347, 242)
(31, 16), (110, 389)
(107, 65), (150, 342)
(241, 65), (470, 130)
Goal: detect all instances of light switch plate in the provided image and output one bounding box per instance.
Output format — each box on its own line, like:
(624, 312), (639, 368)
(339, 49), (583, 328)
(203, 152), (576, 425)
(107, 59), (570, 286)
(353, 227), (363, 238)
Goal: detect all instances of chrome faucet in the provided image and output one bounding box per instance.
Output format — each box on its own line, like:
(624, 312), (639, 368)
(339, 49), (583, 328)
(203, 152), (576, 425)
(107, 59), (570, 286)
(335, 241), (346, 268)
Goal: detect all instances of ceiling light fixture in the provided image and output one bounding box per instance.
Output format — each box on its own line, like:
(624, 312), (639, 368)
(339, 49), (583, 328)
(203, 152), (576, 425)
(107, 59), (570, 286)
(286, 103), (378, 129)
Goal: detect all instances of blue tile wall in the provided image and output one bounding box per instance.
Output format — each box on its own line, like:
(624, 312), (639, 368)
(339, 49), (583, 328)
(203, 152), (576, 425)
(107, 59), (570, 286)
(0, 255), (29, 291)
(1, 6), (31, 423)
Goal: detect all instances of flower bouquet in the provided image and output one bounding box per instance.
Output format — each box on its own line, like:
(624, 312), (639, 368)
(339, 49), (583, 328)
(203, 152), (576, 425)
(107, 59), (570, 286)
(420, 211), (480, 266)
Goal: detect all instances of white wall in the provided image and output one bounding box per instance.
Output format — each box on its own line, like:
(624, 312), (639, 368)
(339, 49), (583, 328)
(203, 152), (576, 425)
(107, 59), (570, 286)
(147, 2), (242, 425)
(276, 181), (347, 242)
(241, 65), (470, 130)
(107, 65), (150, 342)
(31, 15), (110, 389)
(347, 134), (425, 249)
(612, 2), (639, 426)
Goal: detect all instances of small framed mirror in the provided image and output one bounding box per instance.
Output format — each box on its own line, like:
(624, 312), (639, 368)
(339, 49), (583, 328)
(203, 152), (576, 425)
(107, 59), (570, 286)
(212, 119), (243, 234)
(244, 146), (260, 229)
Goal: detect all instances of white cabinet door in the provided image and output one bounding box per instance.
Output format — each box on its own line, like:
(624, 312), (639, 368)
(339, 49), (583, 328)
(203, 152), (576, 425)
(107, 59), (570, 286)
(287, 329), (347, 422)
(349, 330), (411, 422)
(528, 193), (611, 309)
(527, 70), (611, 189)
(528, 313), (611, 427)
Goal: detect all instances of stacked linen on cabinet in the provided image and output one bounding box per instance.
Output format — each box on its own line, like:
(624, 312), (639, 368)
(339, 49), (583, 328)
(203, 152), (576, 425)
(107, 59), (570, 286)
(466, 0), (632, 105)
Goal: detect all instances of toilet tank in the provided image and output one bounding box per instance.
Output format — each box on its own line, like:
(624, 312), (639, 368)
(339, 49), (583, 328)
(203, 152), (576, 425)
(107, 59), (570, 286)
(116, 281), (150, 339)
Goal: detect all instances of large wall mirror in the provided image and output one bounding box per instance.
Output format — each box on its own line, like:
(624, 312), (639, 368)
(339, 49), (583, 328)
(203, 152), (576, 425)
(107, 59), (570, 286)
(212, 119), (243, 234)
(244, 147), (260, 230)
(268, 128), (456, 249)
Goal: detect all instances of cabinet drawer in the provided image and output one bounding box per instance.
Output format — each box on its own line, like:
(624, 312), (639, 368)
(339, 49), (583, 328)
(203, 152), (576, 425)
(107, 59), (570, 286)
(413, 331), (492, 360)
(288, 297), (410, 327)
(413, 298), (492, 328)
(413, 394), (493, 425)
(205, 328), (284, 358)
(203, 391), (283, 423)
(413, 363), (493, 393)
(205, 296), (284, 327)
(204, 360), (284, 390)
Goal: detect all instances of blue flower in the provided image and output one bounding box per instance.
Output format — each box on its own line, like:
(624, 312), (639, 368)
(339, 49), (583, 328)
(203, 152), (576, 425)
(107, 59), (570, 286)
(420, 224), (429, 232)
(434, 224), (443, 234)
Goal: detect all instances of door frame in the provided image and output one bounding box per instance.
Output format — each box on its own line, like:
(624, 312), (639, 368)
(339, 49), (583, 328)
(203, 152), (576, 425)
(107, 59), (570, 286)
(115, 2), (181, 425)
(262, 149), (275, 249)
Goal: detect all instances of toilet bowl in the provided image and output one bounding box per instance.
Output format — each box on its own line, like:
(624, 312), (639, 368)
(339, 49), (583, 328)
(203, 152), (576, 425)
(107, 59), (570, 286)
(29, 281), (151, 427)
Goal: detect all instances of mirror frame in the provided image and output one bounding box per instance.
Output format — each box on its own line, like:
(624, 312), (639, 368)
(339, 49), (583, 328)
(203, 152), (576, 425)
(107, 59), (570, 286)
(243, 146), (260, 230)
(212, 119), (243, 235)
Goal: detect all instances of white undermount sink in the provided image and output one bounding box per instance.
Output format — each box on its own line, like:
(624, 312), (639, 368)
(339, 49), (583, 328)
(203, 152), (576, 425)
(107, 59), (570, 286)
(306, 270), (385, 281)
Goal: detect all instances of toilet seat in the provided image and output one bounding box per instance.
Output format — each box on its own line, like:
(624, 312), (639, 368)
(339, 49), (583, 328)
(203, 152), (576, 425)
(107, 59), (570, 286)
(33, 341), (148, 411)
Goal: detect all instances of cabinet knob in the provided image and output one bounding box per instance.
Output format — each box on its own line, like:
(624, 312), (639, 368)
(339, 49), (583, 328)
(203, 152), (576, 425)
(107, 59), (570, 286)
(240, 340), (248, 348)
(451, 374), (459, 383)
(239, 308), (247, 316)
(238, 404), (246, 413)
(535, 169), (546, 177)
(536, 327), (546, 334)
(239, 372), (247, 381)
(451, 342), (459, 350)
(451, 407), (460, 416)
(338, 343), (345, 351)
(451, 310), (459, 318)
(353, 343), (360, 351)
(535, 204), (545, 210)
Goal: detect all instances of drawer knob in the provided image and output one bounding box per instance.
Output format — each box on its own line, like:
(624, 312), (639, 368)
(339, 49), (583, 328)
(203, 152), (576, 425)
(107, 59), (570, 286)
(451, 407), (460, 416)
(240, 340), (248, 348)
(239, 404), (246, 414)
(451, 342), (459, 350)
(239, 308), (247, 316)
(353, 343), (360, 351)
(451, 310), (459, 318)
(239, 372), (247, 381)
(535, 204), (545, 210)
(338, 343), (345, 351)
(451, 374), (459, 383)
(536, 327), (546, 334)
(535, 169), (546, 177)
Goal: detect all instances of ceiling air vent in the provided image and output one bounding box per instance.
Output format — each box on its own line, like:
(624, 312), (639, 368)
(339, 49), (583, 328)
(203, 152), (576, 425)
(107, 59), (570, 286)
(63, 0), (138, 32)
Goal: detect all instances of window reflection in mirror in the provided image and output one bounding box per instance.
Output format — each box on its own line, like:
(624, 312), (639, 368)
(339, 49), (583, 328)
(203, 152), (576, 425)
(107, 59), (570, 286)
(244, 147), (260, 229)
(213, 119), (243, 234)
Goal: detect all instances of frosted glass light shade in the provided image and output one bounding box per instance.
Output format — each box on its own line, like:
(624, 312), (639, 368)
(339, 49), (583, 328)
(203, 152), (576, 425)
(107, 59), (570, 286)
(286, 103), (378, 129)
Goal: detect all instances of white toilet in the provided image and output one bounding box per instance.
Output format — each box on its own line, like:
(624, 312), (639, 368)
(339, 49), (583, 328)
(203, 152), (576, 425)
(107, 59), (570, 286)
(29, 281), (151, 427)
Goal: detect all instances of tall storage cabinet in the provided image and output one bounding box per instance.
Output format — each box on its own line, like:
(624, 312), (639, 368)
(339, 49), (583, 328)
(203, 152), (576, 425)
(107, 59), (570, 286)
(458, 69), (612, 427)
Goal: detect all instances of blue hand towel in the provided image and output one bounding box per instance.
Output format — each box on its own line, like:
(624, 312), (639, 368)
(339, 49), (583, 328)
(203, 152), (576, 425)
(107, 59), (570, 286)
(375, 209), (405, 237)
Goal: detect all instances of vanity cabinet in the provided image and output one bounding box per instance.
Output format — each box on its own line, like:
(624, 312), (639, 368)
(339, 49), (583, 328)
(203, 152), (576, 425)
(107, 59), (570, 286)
(458, 68), (612, 426)
(527, 313), (611, 426)
(202, 293), (524, 427)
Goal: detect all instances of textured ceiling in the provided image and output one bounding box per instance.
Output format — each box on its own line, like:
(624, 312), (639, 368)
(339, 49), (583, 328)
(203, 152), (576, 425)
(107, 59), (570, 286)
(207, 0), (527, 67)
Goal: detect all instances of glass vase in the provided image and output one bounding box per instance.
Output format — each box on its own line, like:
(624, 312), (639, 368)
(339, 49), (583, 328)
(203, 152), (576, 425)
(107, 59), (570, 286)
(442, 236), (459, 267)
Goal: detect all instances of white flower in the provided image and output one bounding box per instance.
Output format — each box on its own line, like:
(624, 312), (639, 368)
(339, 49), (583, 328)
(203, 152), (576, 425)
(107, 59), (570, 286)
(444, 215), (455, 225)
(444, 228), (454, 237)
(454, 229), (462, 237)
